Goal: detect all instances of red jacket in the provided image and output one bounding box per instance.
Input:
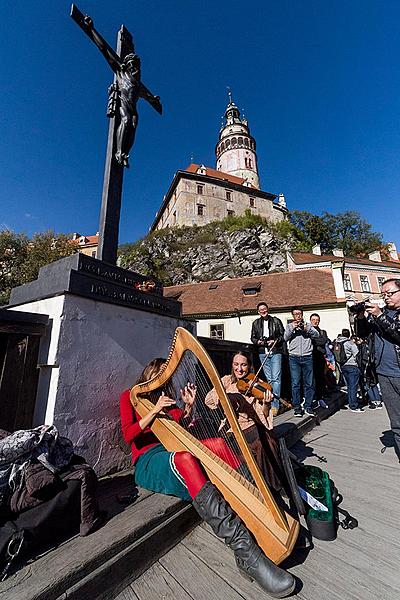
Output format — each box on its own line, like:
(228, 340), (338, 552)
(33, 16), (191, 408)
(119, 389), (183, 464)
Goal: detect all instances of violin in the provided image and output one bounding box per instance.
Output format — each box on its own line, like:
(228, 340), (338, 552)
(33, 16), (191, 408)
(236, 373), (272, 402)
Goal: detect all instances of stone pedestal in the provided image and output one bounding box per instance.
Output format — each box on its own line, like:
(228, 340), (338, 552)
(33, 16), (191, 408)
(8, 254), (193, 475)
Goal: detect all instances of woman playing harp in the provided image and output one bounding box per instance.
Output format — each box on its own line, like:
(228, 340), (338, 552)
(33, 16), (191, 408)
(120, 357), (295, 598)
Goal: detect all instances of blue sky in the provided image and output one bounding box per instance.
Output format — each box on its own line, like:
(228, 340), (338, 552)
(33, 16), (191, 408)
(1, 1), (399, 248)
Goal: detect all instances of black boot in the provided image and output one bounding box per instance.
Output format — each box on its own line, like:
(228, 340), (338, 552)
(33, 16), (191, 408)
(193, 482), (295, 598)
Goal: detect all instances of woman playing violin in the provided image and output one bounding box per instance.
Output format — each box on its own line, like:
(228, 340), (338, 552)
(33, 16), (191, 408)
(205, 351), (286, 492)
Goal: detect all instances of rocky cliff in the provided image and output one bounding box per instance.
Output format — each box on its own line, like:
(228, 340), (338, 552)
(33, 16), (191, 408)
(119, 218), (292, 286)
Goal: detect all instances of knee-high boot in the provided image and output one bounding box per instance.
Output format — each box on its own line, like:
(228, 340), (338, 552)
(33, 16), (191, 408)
(192, 482), (295, 599)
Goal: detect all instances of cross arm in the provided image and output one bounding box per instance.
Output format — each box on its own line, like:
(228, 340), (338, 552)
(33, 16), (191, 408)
(70, 4), (121, 73)
(139, 82), (163, 115)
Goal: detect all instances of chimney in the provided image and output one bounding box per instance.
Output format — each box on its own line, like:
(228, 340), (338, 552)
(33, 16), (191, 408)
(312, 244), (322, 255)
(388, 242), (399, 262)
(332, 248), (344, 257)
(368, 250), (382, 262)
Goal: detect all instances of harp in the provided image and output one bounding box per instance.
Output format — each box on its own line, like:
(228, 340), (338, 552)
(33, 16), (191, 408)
(130, 327), (299, 564)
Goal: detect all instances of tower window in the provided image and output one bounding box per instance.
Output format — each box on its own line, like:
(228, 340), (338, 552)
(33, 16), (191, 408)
(197, 184), (204, 195)
(197, 204), (205, 216)
(249, 197), (255, 207)
(231, 137), (237, 147)
(244, 138), (249, 147)
(225, 139), (231, 148)
(226, 190), (232, 201)
(238, 137), (243, 146)
(173, 211), (177, 224)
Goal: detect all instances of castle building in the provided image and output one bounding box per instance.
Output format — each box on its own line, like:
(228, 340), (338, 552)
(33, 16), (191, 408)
(151, 97), (287, 231)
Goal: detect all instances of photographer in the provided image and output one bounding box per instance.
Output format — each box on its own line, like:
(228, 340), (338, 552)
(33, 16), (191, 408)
(354, 279), (400, 460)
(284, 307), (320, 417)
(251, 302), (285, 417)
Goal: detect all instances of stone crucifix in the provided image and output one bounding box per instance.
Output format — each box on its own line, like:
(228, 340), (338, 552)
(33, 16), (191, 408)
(71, 4), (162, 264)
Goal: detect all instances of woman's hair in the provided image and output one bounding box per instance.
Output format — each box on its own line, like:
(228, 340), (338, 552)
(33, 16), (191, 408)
(134, 358), (176, 401)
(135, 358), (167, 385)
(230, 350), (253, 383)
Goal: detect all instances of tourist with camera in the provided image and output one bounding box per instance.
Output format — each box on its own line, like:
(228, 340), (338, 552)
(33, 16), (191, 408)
(251, 302), (285, 417)
(354, 279), (400, 459)
(284, 307), (320, 417)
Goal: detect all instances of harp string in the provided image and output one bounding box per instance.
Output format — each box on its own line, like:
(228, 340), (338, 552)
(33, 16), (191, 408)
(168, 350), (256, 488)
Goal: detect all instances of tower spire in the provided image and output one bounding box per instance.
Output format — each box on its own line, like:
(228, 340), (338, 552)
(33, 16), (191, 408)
(215, 95), (260, 189)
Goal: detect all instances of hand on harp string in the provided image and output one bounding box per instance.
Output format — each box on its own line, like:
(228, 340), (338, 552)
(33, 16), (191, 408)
(180, 382), (197, 418)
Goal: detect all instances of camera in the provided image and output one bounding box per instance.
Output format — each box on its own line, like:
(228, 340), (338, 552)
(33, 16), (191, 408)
(348, 302), (367, 314)
(295, 320), (305, 330)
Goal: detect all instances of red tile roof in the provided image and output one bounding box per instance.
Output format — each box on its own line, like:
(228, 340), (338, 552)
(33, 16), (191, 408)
(292, 252), (400, 269)
(164, 270), (342, 316)
(185, 164), (256, 188)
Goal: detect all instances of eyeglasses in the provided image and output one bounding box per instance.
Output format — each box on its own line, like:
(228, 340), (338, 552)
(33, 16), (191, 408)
(380, 290), (400, 298)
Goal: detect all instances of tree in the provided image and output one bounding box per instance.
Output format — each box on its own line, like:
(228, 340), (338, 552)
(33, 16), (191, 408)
(0, 230), (29, 305)
(289, 210), (384, 256)
(0, 229), (77, 305)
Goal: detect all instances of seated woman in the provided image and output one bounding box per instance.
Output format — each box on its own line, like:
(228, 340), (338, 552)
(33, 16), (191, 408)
(120, 358), (295, 598)
(205, 351), (286, 493)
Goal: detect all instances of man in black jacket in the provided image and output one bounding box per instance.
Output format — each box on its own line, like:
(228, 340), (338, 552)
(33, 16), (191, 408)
(310, 313), (329, 405)
(251, 302), (285, 415)
(355, 278), (400, 459)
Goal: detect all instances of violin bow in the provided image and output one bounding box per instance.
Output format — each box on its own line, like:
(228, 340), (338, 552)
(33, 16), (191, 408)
(244, 338), (278, 397)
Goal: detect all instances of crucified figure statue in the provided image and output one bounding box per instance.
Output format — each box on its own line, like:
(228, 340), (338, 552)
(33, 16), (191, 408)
(72, 6), (162, 168)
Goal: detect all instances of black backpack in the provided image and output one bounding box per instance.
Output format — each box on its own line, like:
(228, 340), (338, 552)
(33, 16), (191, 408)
(332, 339), (347, 366)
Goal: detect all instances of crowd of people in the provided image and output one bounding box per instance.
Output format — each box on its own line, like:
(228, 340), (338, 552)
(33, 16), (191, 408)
(250, 278), (400, 452)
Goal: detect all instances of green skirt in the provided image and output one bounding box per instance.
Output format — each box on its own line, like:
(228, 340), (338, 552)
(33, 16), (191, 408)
(134, 444), (192, 502)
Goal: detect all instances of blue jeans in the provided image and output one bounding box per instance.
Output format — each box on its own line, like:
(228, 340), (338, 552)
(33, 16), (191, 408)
(259, 352), (282, 410)
(341, 365), (361, 409)
(289, 355), (315, 410)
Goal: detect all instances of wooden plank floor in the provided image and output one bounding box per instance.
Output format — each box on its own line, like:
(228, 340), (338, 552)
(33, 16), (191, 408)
(118, 407), (400, 600)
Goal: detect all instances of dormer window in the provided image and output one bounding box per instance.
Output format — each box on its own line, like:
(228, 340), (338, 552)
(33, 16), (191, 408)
(79, 236), (85, 245)
(197, 165), (207, 175)
(242, 283), (261, 296)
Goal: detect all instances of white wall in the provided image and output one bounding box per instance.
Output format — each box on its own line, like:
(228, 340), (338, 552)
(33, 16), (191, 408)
(11, 294), (193, 475)
(196, 306), (350, 344)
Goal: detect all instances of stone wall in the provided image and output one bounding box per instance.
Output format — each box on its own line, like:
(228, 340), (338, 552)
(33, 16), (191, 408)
(12, 294), (193, 475)
(157, 177), (283, 230)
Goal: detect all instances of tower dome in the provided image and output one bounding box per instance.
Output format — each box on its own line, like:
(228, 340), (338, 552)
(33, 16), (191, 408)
(215, 94), (260, 189)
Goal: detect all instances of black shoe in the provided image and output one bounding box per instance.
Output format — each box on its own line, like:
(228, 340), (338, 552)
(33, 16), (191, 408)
(305, 408), (316, 417)
(350, 407), (364, 413)
(293, 408), (303, 417)
(193, 482), (295, 598)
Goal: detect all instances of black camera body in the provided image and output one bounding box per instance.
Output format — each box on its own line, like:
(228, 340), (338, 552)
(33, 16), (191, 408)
(348, 302), (367, 314)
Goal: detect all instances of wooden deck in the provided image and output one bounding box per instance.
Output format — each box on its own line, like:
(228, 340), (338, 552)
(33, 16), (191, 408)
(119, 407), (400, 600)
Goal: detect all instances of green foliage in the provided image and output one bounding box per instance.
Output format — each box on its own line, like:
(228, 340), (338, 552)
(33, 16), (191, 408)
(289, 210), (384, 256)
(217, 210), (267, 233)
(0, 229), (77, 305)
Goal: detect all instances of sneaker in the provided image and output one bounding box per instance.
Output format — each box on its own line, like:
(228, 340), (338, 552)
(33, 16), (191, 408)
(350, 408), (364, 413)
(294, 408), (303, 417)
(368, 403), (376, 410)
(305, 408), (316, 417)
(374, 402), (383, 409)
(319, 399), (329, 409)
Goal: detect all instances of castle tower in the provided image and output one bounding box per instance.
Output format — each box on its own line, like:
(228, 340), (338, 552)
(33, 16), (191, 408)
(215, 93), (260, 189)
